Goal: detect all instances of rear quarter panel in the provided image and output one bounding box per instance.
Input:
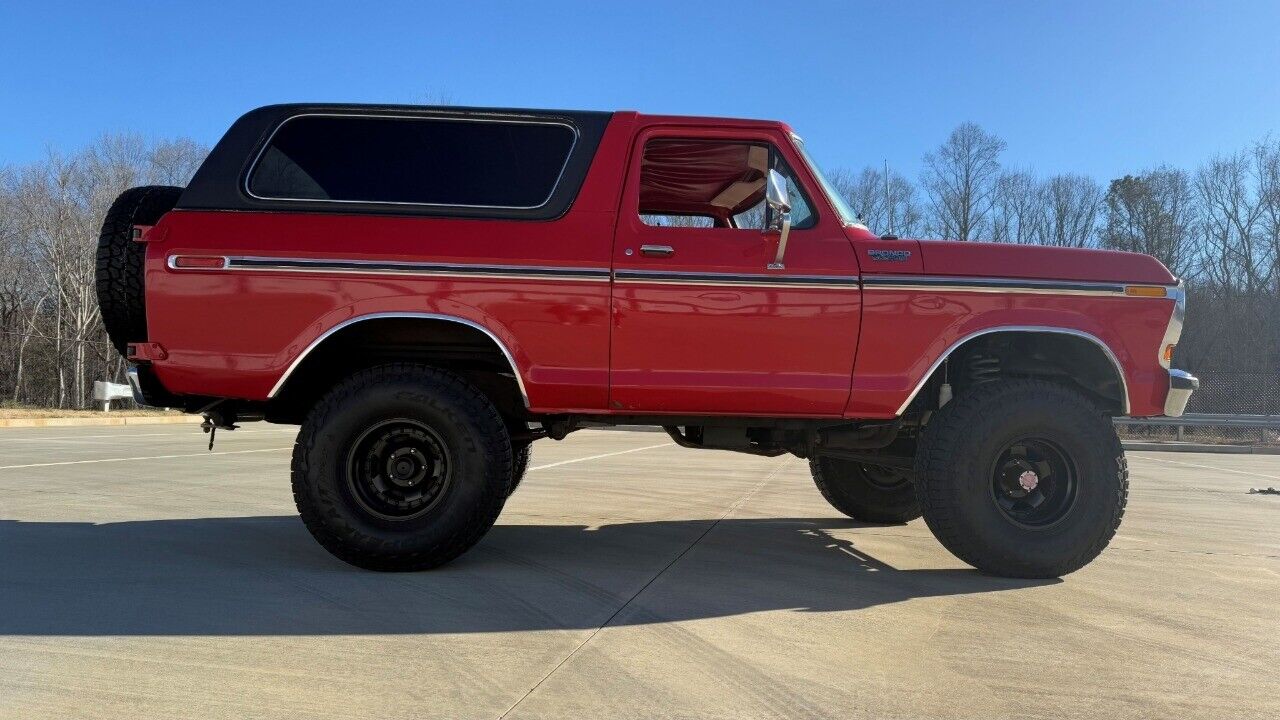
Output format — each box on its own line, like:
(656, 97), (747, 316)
(144, 114), (636, 412)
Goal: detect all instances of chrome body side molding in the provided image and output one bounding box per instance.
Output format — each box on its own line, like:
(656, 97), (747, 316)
(862, 275), (1131, 297)
(170, 255), (610, 282)
(614, 269), (859, 289)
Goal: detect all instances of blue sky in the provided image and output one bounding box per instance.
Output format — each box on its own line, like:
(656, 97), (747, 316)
(2, 1), (1278, 181)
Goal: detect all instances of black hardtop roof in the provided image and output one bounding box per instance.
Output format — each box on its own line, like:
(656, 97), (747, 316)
(177, 103), (614, 221)
(244, 102), (614, 121)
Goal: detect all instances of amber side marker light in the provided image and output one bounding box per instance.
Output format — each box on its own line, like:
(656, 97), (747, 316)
(1124, 285), (1168, 297)
(1163, 344), (1176, 363)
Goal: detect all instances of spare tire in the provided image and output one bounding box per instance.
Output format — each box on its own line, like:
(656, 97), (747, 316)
(95, 186), (184, 357)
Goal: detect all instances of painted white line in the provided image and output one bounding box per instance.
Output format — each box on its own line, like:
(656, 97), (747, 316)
(528, 443), (673, 472)
(1134, 453), (1280, 481)
(0, 428), (294, 443)
(0, 447), (292, 471)
(0, 441), (671, 472)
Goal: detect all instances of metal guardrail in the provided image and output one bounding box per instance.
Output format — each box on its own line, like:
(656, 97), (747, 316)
(1114, 413), (1280, 429)
(1114, 413), (1280, 443)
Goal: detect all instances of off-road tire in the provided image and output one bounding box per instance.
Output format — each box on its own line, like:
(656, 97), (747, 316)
(508, 442), (532, 496)
(809, 456), (922, 523)
(291, 364), (512, 571)
(914, 379), (1128, 578)
(95, 186), (184, 357)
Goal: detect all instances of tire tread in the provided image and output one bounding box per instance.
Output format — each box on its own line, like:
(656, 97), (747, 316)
(291, 363), (512, 571)
(914, 379), (1128, 578)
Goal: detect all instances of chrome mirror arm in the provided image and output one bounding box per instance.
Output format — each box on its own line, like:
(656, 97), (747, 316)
(764, 168), (792, 270)
(767, 212), (791, 270)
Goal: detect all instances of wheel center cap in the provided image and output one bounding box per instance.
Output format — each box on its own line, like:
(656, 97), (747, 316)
(386, 448), (427, 487)
(1018, 470), (1039, 492)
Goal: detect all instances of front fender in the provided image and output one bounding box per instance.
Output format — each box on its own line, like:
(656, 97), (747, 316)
(845, 289), (1172, 418)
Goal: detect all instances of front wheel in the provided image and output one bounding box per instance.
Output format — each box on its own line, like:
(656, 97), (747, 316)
(914, 379), (1128, 578)
(291, 364), (512, 571)
(809, 456), (922, 523)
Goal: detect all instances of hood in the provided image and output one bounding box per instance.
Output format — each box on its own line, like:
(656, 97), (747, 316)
(915, 241), (1177, 285)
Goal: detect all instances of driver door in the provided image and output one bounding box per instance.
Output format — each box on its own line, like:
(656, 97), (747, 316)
(608, 125), (862, 416)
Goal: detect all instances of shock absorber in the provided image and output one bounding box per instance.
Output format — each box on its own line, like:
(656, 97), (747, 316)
(965, 353), (1001, 386)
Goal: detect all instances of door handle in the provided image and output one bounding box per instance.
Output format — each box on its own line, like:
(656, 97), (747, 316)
(640, 244), (675, 258)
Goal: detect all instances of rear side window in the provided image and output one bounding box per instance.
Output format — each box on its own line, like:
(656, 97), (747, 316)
(247, 115), (577, 208)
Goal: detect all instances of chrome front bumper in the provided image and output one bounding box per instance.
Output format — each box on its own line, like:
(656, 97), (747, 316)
(1164, 369), (1199, 417)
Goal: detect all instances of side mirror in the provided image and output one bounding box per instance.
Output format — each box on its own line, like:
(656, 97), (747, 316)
(766, 168), (791, 217)
(764, 168), (792, 270)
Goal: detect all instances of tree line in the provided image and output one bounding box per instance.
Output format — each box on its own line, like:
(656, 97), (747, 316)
(835, 123), (1280, 410)
(1, 124), (1276, 410)
(0, 135), (206, 408)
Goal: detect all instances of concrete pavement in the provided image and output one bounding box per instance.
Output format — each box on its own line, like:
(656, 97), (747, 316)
(0, 425), (1276, 719)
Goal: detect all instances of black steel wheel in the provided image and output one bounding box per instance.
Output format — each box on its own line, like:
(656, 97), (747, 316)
(809, 456), (922, 523)
(989, 437), (1078, 529)
(292, 364), (512, 571)
(347, 419), (453, 520)
(914, 379), (1127, 578)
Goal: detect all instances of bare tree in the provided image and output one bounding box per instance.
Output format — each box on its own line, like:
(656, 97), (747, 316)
(0, 134), (206, 408)
(1038, 174), (1103, 248)
(1195, 148), (1272, 295)
(921, 122), (1006, 240)
(989, 170), (1044, 245)
(829, 165), (924, 237)
(1101, 167), (1198, 278)
(1257, 138), (1280, 296)
(418, 88), (455, 106)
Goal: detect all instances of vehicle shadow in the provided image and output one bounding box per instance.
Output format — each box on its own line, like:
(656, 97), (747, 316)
(0, 515), (1057, 636)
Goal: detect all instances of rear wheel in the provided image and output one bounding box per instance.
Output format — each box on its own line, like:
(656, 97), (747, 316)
(508, 442), (532, 496)
(95, 185), (184, 357)
(914, 379), (1128, 578)
(809, 456), (922, 523)
(291, 364), (512, 571)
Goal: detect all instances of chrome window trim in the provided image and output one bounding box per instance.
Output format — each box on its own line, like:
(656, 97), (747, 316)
(267, 312), (530, 406)
(789, 133), (864, 229)
(895, 325), (1131, 416)
(243, 112), (580, 210)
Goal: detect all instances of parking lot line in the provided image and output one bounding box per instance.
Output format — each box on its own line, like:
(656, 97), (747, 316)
(527, 442), (673, 472)
(0, 446), (292, 471)
(1135, 453), (1280, 481)
(0, 428), (294, 443)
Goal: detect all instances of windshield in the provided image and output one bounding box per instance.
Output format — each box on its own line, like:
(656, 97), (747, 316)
(792, 136), (863, 228)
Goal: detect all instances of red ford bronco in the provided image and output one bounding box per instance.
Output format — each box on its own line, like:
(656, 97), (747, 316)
(96, 104), (1197, 578)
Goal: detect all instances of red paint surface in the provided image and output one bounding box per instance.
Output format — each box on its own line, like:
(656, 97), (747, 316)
(143, 112), (1180, 418)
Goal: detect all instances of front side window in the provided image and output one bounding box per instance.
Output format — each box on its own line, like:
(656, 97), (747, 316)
(637, 139), (815, 229)
(247, 115), (577, 207)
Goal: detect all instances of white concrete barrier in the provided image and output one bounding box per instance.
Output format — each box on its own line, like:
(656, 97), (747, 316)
(93, 380), (134, 411)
